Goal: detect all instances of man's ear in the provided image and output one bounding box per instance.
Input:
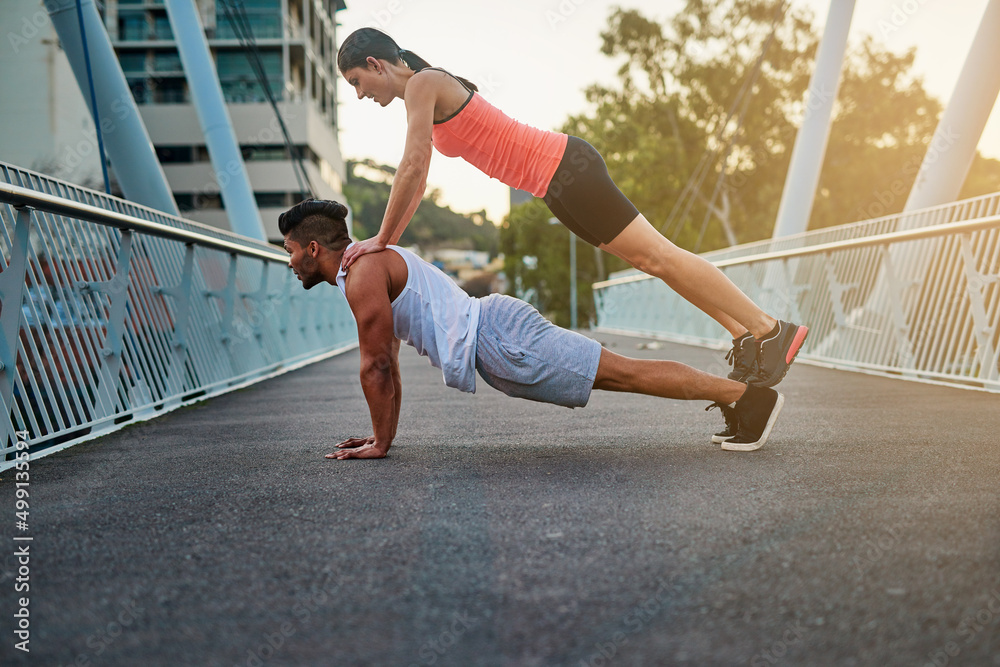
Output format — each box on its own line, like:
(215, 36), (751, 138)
(308, 240), (320, 257)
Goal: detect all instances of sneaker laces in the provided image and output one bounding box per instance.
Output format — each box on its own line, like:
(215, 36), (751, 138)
(705, 402), (738, 432)
(727, 335), (757, 380)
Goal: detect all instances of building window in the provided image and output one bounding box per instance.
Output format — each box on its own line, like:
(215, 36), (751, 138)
(152, 50), (182, 73)
(215, 2), (283, 40)
(217, 50), (282, 103)
(254, 192), (288, 208)
(173, 194), (195, 211)
(119, 52), (146, 74)
(156, 146), (194, 163)
(152, 14), (173, 41)
(118, 13), (146, 41)
(152, 78), (187, 104)
(242, 145), (288, 160)
(127, 78), (149, 103)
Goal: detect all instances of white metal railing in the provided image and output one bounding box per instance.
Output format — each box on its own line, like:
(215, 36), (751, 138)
(0, 167), (357, 469)
(594, 193), (1000, 392)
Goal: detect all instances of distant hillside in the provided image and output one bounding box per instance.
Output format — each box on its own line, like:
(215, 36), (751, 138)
(343, 159), (499, 255)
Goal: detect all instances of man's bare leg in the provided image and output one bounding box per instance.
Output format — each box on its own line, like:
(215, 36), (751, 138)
(592, 348), (745, 404)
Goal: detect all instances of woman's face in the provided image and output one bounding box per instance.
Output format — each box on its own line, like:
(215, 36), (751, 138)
(342, 60), (392, 107)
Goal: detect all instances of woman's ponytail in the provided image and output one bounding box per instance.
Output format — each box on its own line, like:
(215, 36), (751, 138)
(399, 48), (478, 92)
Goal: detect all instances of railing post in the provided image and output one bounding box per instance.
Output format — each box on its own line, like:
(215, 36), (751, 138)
(878, 245), (917, 374)
(82, 229), (134, 419)
(821, 255), (856, 335)
(204, 253), (238, 346)
(238, 261), (271, 347)
(958, 233), (999, 382)
(0, 207), (33, 448)
(157, 243), (197, 400)
(278, 269), (294, 340)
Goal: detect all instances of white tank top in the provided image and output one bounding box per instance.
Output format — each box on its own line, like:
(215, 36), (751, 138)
(337, 244), (480, 393)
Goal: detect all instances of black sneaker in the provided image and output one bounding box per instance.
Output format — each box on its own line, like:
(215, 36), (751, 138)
(721, 384), (784, 452)
(726, 332), (757, 381)
(705, 401), (738, 444)
(748, 320), (809, 388)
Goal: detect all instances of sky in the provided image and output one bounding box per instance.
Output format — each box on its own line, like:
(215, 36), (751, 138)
(333, 0), (1000, 225)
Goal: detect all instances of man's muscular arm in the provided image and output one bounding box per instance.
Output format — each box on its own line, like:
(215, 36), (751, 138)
(330, 255), (400, 459)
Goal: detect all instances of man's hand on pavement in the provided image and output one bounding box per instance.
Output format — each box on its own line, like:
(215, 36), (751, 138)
(326, 442), (388, 459)
(333, 436), (375, 450)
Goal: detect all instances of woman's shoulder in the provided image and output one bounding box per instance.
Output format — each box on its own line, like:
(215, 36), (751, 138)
(410, 67), (449, 83)
(405, 68), (450, 96)
(411, 67), (474, 94)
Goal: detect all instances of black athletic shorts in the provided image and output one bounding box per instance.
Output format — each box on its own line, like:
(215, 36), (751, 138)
(542, 136), (640, 247)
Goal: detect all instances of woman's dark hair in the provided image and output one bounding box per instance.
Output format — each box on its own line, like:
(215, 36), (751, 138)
(278, 199), (352, 251)
(337, 27), (478, 92)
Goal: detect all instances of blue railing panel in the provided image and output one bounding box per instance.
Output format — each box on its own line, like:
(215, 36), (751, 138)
(594, 193), (1000, 393)
(0, 163), (357, 469)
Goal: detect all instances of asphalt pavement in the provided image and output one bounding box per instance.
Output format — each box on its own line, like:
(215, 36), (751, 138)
(1, 331), (999, 666)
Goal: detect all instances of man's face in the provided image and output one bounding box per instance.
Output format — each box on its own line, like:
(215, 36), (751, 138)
(283, 236), (322, 289)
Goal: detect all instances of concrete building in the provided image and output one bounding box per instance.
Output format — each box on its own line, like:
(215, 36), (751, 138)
(0, 0), (348, 241)
(0, 0), (104, 185)
(103, 0), (348, 240)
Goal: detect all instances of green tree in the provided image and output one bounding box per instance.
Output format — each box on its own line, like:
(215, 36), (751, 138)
(812, 37), (942, 227)
(502, 1), (1000, 327)
(500, 199), (602, 329)
(561, 1), (819, 251)
(959, 154), (1000, 200)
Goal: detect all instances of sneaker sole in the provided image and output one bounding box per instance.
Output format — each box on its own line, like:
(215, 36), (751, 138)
(720, 392), (784, 452)
(751, 326), (809, 388)
(711, 434), (729, 444)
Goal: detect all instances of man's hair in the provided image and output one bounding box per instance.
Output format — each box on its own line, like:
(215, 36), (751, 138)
(278, 199), (352, 251)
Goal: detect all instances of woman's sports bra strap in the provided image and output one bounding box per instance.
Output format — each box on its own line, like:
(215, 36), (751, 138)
(425, 67), (475, 125)
(421, 66), (475, 95)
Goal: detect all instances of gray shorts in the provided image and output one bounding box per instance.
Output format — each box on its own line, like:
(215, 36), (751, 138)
(475, 294), (602, 408)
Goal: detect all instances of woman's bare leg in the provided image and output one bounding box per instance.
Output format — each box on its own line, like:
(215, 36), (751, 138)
(600, 214), (776, 339)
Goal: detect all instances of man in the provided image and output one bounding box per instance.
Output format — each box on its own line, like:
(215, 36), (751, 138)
(279, 199), (785, 460)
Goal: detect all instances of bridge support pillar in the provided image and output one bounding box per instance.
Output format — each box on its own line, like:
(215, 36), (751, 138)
(771, 0), (856, 239)
(903, 0), (1000, 217)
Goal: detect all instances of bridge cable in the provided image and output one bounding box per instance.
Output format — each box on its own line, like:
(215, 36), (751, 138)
(75, 0), (112, 194)
(661, 1), (788, 247)
(692, 5), (785, 252)
(218, 0), (315, 198)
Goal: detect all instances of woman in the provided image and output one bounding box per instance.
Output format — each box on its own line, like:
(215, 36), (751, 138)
(336, 27), (807, 390)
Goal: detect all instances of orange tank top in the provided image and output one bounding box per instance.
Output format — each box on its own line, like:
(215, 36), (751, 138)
(431, 88), (568, 198)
